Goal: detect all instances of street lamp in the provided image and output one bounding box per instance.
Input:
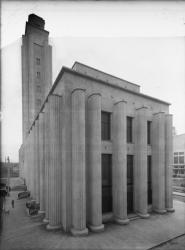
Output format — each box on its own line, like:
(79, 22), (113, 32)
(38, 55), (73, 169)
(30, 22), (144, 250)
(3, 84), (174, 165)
(7, 156), (10, 196)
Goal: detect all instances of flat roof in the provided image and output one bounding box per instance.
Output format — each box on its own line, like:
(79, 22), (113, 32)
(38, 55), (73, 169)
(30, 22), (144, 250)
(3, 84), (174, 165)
(72, 61), (140, 88)
(28, 64), (170, 132)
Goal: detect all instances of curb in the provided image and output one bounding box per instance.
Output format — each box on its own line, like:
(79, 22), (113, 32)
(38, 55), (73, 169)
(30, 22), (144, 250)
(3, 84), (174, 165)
(147, 233), (185, 250)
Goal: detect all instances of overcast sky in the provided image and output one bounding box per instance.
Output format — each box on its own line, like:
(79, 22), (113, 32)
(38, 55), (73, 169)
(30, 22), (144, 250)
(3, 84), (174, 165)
(1, 1), (185, 162)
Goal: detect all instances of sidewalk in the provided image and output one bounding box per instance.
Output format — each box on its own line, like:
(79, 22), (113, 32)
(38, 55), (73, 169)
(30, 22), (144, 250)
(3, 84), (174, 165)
(0, 191), (185, 250)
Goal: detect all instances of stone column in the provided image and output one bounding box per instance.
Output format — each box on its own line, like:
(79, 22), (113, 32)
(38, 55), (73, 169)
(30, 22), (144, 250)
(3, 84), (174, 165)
(38, 112), (45, 214)
(46, 94), (63, 230)
(71, 89), (88, 236)
(43, 102), (50, 224)
(30, 129), (34, 199)
(134, 107), (150, 218)
(32, 126), (37, 200)
(87, 93), (104, 232)
(165, 114), (175, 212)
(152, 112), (166, 214)
(112, 100), (129, 225)
(35, 119), (40, 204)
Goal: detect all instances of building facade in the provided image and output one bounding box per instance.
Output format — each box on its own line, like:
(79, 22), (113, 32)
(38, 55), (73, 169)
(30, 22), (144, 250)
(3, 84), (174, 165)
(19, 14), (174, 236)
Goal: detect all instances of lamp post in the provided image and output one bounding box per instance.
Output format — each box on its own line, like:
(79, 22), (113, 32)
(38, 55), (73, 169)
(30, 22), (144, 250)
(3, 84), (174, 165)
(7, 156), (10, 196)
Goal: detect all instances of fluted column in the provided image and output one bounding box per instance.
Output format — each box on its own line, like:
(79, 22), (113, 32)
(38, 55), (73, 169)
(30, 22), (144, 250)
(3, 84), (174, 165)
(152, 112), (166, 214)
(38, 112), (45, 214)
(46, 94), (62, 230)
(134, 107), (150, 218)
(35, 120), (40, 203)
(71, 89), (88, 236)
(43, 102), (50, 224)
(112, 100), (129, 225)
(32, 127), (36, 200)
(165, 114), (175, 212)
(87, 93), (104, 232)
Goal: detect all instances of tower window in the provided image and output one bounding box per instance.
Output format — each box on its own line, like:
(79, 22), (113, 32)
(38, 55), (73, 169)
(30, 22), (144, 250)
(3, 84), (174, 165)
(36, 85), (41, 92)
(127, 117), (133, 143)
(101, 111), (111, 140)
(36, 71), (41, 78)
(36, 57), (40, 65)
(36, 99), (41, 106)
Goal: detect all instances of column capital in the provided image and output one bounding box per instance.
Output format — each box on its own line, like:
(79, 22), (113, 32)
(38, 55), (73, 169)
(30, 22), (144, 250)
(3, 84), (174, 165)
(88, 93), (101, 99)
(136, 105), (148, 111)
(71, 88), (86, 94)
(165, 113), (173, 117)
(153, 111), (165, 115)
(114, 100), (127, 106)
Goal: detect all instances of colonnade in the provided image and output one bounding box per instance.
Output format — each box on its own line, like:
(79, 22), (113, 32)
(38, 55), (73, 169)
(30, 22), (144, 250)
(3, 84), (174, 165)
(22, 89), (174, 236)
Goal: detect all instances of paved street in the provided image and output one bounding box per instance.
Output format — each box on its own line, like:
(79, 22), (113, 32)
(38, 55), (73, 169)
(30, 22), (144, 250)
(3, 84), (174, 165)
(0, 189), (185, 250)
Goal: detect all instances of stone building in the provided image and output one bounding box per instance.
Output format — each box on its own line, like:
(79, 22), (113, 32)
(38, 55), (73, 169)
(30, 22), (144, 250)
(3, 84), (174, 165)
(19, 14), (174, 236)
(173, 134), (185, 177)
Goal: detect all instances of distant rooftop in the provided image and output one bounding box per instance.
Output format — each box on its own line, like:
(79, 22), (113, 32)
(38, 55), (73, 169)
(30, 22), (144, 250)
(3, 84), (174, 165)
(72, 61), (140, 93)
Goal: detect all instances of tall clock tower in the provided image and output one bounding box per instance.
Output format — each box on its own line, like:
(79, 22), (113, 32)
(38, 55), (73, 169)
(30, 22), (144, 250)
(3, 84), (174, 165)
(22, 14), (52, 142)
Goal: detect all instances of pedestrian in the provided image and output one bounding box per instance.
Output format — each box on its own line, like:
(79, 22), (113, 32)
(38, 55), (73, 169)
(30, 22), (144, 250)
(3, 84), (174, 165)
(11, 199), (14, 208)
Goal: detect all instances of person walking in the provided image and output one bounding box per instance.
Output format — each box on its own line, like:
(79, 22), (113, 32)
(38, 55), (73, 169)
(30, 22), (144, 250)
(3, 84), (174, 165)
(11, 199), (14, 208)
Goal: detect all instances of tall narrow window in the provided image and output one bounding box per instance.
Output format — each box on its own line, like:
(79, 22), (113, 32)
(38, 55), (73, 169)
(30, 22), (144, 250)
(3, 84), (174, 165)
(147, 121), (151, 145)
(127, 117), (133, 143)
(127, 155), (134, 213)
(36, 71), (41, 79)
(101, 111), (111, 140)
(36, 57), (40, 65)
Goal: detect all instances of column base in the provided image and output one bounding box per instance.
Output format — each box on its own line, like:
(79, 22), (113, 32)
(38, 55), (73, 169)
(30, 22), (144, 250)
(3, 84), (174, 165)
(115, 218), (130, 225)
(46, 224), (62, 230)
(88, 224), (104, 233)
(38, 210), (45, 216)
(136, 212), (150, 219)
(43, 218), (49, 224)
(70, 227), (88, 236)
(153, 209), (167, 214)
(166, 208), (175, 213)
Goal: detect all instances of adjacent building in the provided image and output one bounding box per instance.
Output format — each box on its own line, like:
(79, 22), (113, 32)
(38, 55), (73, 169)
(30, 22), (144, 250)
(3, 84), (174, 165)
(19, 14), (174, 236)
(173, 134), (185, 177)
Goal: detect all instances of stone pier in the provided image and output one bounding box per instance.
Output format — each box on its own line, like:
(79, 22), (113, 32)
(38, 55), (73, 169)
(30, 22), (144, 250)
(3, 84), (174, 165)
(134, 107), (150, 218)
(87, 93), (104, 232)
(71, 89), (88, 236)
(165, 114), (175, 212)
(152, 112), (166, 214)
(112, 101), (129, 225)
(46, 95), (62, 230)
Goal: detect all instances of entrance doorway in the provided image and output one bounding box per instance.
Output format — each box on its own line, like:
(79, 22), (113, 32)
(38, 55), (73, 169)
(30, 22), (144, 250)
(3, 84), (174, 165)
(127, 155), (134, 213)
(147, 156), (152, 204)
(101, 154), (112, 213)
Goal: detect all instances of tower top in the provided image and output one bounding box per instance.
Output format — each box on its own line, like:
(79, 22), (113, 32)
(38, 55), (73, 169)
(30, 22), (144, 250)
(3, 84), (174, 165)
(28, 14), (45, 29)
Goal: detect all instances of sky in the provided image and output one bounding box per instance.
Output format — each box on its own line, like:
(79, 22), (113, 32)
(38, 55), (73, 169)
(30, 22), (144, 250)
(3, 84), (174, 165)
(1, 1), (185, 162)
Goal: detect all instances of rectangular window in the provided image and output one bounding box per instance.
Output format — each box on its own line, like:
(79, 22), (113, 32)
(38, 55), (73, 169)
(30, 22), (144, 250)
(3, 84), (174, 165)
(36, 99), (41, 106)
(147, 121), (151, 145)
(174, 152), (178, 155)
(174, 156), (178, 164)
(36, 71), (41, 78)
(127, 117), (133, 143)
(179, 156), (184, 164)
(36, 85), (41, 92)
(36, 57), (40, 65)
(101, 111), (111, 140)
(127, 155), (133, 185)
